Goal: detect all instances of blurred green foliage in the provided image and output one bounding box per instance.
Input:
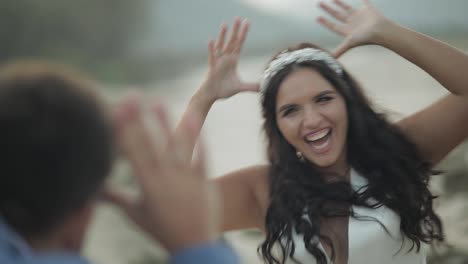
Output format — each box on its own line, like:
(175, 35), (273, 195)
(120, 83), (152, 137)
(0, 0), (153, 83)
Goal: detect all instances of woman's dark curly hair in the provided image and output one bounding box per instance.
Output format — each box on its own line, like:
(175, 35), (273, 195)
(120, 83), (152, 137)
(258, 43), (444, 264)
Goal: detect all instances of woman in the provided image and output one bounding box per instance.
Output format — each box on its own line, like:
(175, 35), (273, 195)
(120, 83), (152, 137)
(175, 0), (468, 263)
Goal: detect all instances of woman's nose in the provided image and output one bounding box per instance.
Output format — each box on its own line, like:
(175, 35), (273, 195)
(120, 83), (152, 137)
(301, 106), (322, 129)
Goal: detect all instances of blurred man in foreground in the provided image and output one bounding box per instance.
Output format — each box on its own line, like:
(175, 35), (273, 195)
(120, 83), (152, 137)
(0, 62), (237, 264)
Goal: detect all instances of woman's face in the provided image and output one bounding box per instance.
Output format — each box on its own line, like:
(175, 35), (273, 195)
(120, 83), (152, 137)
(275, 67), (348, 174)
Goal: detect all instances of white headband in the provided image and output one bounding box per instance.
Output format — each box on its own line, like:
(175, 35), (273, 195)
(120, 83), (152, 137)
(260, 48), (343, 92)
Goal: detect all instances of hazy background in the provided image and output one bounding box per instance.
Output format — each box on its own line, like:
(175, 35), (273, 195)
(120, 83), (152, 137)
(2, 0), (468, 263)
(3, 0), (468, 84)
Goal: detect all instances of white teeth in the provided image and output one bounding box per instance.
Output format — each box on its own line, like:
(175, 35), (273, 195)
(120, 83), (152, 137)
(312, 137), (330, 149)
(305, 129), (330, 142)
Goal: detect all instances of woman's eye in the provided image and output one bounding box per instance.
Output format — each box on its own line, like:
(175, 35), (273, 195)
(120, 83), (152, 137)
(317, 96), (333, 103)
(283, 107), (297, 117)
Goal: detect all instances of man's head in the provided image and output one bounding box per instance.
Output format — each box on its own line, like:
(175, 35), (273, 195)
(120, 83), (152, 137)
(0, 62), (114, 251)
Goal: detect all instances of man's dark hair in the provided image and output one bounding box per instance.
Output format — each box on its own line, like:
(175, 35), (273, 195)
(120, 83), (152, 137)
(0, 62), (115, 238)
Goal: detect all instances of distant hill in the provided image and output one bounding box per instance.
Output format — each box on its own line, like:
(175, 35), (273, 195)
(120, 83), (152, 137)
(130, 0), (318, 81)
(141, 0), (468, 56)
(375, 0), (468, 34)
(142, 0), (314, 55)
(131, 0), (468, 82)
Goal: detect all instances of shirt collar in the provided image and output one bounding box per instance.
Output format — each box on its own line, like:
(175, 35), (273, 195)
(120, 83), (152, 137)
(0, 217), (33, 258)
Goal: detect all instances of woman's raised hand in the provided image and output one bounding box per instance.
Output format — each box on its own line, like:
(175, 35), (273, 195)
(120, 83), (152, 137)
(202, 18), (259, 100)
(317, 0), (390, 57)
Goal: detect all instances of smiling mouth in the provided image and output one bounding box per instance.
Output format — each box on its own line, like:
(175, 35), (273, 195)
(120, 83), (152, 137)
(304, 128), (332, 153)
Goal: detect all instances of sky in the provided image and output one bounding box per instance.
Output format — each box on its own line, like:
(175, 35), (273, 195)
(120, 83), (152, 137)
(241, 0), (366, 22)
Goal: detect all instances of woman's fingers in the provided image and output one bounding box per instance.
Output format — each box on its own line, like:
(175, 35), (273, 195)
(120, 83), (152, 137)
(333, 0), (354, 12)
(233, 19), (250, 54)
(215, 24), (228, 53)
(224, 17), (242, 53)
(208, 40), (216, 67)
(319, 1), (348, 22)
(317, 16), (346, 36)
(209, 17), (250, 64)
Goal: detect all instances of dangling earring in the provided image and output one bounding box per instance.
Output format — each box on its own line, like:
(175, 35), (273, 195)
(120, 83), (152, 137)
(296, 151), (305, 162)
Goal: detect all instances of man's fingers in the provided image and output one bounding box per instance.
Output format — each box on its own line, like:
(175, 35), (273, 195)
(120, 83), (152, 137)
(101, 189), (138, 216)
(117, 95), (162, 189)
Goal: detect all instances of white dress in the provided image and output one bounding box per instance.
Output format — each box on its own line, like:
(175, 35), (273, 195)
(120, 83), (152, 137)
(289, 169), (427, 264)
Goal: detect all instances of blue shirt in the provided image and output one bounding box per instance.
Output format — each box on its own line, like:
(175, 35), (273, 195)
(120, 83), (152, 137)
(0, 219), (239, 264)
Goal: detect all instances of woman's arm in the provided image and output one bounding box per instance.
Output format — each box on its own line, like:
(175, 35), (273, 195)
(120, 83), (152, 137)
(176, 18), (266, 232)
(372, 20), (468, 164)
(175, 18), (259, 158)
(318, 0), (468, 165)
